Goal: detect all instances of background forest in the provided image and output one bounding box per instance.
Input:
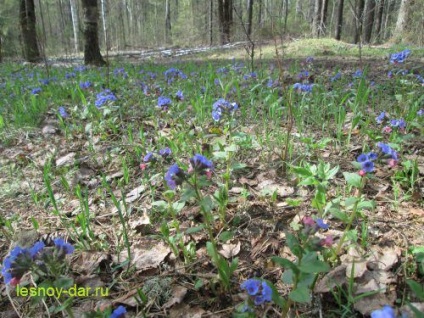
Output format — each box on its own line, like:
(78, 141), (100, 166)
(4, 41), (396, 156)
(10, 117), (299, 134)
(0, 0), (423, 62)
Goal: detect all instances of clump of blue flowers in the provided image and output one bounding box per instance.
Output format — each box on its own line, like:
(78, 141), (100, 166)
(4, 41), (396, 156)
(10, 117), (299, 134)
(31, 87), (42, 95)
(390, 49), (411, 64)
(110, 305), (127, 318)
(58, 106), (69, 118)
(140, 147), (172, 170)
(357, 152), (378, 174)
(164, 67), (187, 84)
(165, 164), (186, 189)
(371, 305), (396, 318)
(95, 89), (117, 108)
(157, 96), (171, 109)
(240, 278), (272, 306)
(212, 98), (238, 122)
(293, 83), (313, 93)
(79, 81), (92, 89)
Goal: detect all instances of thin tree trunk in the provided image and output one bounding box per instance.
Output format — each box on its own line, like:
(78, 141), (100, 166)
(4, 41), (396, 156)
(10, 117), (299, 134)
(165, 0), (172, 44)
(393, 0), (411, 41)
(312, 0), (322, 37)
(335, 0), (344, 40)
(217, 0), (232, 44)
(210, 0), (213, 45)
(100, 0), (107, 49)
(374, 0), (384, 42)
(69, 0), (79, 53)
(320, 0), (329, 35)
(363, 0), (376, 43)
(81, 0), (105, 65)
(284, 0), (289, 31)
(20, 0), (41, 62)
(354, 0), (365, 43)
(247, 0), (254, 37)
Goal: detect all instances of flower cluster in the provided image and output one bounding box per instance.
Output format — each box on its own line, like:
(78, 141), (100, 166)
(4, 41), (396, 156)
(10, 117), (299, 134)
(243, 72), (257, 80)
(376, 112), (406, 133)
(390, 49), (411, 64)
(113, 67), (128, 78)
(189, 154), (214, 175)
(95, 89), (117, 108)
(157, 96), (171, 109)
(165, 164), (186, 189)
(240, 278), (272, 306)
(330, 72), (341, 82)
(301, 216), (333, 247)
(79, 81), (92, 89)
(297, 70), (309, 80)
(140, 147), (172, 170)
(211, 98), (238, 122)
(418, 109), (424, 116)
(1, 238), (74, 286)
(164, 68), (187, 84)
(293, 83), (313, 93)
(352, 69), (363, 78)
(175, 90), (184, 101)
(371, 305), (396, 318)
(357, 152), (378, 174)
(31, 87), (42, 95)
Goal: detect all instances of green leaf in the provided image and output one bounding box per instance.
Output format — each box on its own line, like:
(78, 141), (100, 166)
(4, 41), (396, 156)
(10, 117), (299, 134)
(172, 201), (185, 212)
(219, 231), (234, 242)
(298, 176), (318, 186)
(343, 172), (362, 188)
(54, 277), (74, 289)
(289, 286), (311, 303)
(231, 162), (247, 170)
(271, 256), (300, 274)
(407, 279), (424, 299)
(292, 167), (313, 177)
(299, 252), (330, 273)
(357, 200), (375, 210)
(282, 269), (294, 284)
(185, 225), (204, 234)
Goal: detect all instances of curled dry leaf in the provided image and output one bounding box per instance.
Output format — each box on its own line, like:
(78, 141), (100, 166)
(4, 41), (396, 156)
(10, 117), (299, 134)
(219, 241), (241, 259)
(72, 252), (108, 275)
(163, 286), (188, 309)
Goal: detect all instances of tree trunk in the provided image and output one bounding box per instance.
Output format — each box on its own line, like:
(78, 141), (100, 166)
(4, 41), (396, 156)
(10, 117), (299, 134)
(247, 0), (254, 38)
(69, 0), (79, 53)
(81, 0), (105, 66)
(320, 0), (329, 35)
(353, 0), (365, 43)
(20, 0), (41, 62)
(363, 0), (376, 43)
(258, 0), (262, 26)
(217, 0), (233, 44)
(393, 0), (411, 41)
(165, 0), (172, 44)
(374, 0), (385, 42)
(312, 0), (322, 37)
(295, 0), (302, 21)
(209, 0), (213, 45)
(335, 0), (344, 40)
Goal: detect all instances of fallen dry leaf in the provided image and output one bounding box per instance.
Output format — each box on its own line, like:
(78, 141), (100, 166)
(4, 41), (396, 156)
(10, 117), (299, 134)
(163, 286), (188, 309)
(219, 241), (241, 258)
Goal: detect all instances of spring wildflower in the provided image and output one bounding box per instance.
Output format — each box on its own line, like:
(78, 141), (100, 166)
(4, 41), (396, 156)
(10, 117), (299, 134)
(390, 119), (406, 129)
(31, 87), (42, 95)
(353, 69), (363, 78)
(110, 305), (127, 318)
(330, 72), (341, 82)
(54, 238), (75, 258)
(189, 154), (214, 175)
(79, 81), (92, 89)
(143, 152), (155, 163)
(387, 71), (393, 78)
(376, 112), (386, 124)
(320, 235), (334, 247)
(95, 89), (117, 108)
(390, 49), (411, 64)
(357, 154), (369, 163)
(158, 147), (172, 158)
(293, 83), (313, 93)
(418, 109), (424, 116)
(371, 305), (396, 318)
(383, 126), (392, 134)
(175, 90), (184, 101)
(165, 164), (185, 189)
(58, 106), (69, 118)
(212, 98), (238, 121)
(305, 56), (314, 63)
(241, 279), (273, 306)
(377, 142), (398, 160)
(362, 160), (375, 173)
(316, 218), (329, 230)
(298, 70), (309, 80)
(241, 278), (261, 296)
(157, 96), (171, 109)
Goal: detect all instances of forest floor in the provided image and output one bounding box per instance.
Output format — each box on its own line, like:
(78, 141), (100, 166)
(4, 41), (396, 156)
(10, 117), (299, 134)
(0, 39), (424, 318)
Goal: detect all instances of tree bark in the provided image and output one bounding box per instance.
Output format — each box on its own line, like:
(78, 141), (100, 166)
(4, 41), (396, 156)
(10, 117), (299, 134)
(393, 0), (411, 41)
(312, 0), (322, 37)
(363, 0), (376, 43)
(81, 0), (105, 66)
(353, 0), (365, 43)
(165, 0), (172, 44)
(320, 0), (329, 35)
(217, 0), (233, 44)
(210, 0), (213, 45)
(69, 0), (79, 53)
(247, 0), (254, 38)
(20, 0), (41, 62)
(374, 0), (384, 42)
(335, 0), (344, 40)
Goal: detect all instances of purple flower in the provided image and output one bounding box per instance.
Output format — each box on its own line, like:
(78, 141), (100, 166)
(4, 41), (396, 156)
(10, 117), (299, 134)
(353, 69), (363, 78)
(298, 70), (309, 80)
(58, 106), (69, 118)
(190, 154), (213, 174)
(376, 112), (386, 124)
(293, 83), (313, 93)
(79, 81), (92, 89)
(157, 96), (171, 108)
(371, 305), (396, 318)
(240, 278), (261, 296)
(143, 152), (155, 163)
(175, 90), (184, 101)
(1, 246), (32, 284)
(418, 109), (424, 116)
(65, 72), (76, 79)
(212, 98), (238, 121)
(387, 71), (393, 78)
(305, 56), (314, 63)
(357, 154), (369, 163)
(165, 164), (185, 189)
(29, 241), (45, 257)
(31, 87), (42, 95)
(95, 89), (117, 108)
(316, 218), (329, 230)
(367, 152), (378, 161)
(390, 49), (411, 64)
(390, 119), (406, 129)
(110, 305), (127, 318)
(362, 161), (375, 173)
(54, 238), (75, 255)
(377, 143), (398, 160)
(330, 72), (341, 82)
(158, 147), (172, 158)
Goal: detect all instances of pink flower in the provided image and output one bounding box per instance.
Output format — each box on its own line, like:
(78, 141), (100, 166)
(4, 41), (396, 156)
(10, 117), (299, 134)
(320, 235), (333, 247)
(358, 170), (366, 177)
(302, 216), (315, 226)
(10, 277), (21, 286)
(140, 163), (147, 170)
(205, 170), (213, 179)
(382, 126), (392, 133)
(388, 159), (398, 168)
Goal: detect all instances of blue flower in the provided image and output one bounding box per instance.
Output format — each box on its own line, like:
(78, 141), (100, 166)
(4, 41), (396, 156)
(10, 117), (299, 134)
(390, 49), (411, 64)
(58, 107), (69, 118)
(357, 154), (369, 163)
(1, 246), (32, 284)
(143, 152), (155, 163)
(305, 56), (314, 63)
(293, 83), (313, 93)
(376, 112), (386, 124)
(216, 67), (228, 74)
(371, 305), (396, 318)
(367, 152), (378, 161)
(330, 72), (341, 82)
(54, 238), (75, 255)
(362, 161), (375, 173)
(165, 164), (185, 189)
(175, 90), (184, 101)
(212, 98), (238, 121)
(65, 72), (76, 79)
(95, 89), (117, 108)
(74, 65), (87, 72)
(418, 109), (424, 116)
(31, 87), (42, 95)
(79, 81), (92, 89)
(377, 143), (398, 160)
(416, 75), (424, 84)
(240, 278), (261, 296)
(190, 154), (213, 174)
(353, 69), (363, 78)
(298, 70), (309, 80)
(158, 147), (172, 158)
(316, 218), (329, 230)
(29, 241), (45, 257)
(110, 305), (127, 318)
(390, 119), (406, 129)
(157, 96), (171, 108)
